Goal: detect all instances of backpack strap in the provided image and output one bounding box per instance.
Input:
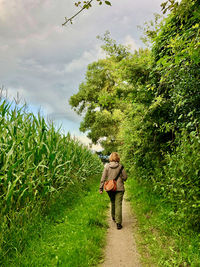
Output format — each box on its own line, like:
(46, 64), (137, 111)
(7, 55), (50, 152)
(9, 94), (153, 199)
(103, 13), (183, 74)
(114, 165), (124, 181)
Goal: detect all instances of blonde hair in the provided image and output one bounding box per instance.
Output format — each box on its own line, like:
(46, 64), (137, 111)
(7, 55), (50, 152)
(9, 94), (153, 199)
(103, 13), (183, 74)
(109, 152), (120, 162)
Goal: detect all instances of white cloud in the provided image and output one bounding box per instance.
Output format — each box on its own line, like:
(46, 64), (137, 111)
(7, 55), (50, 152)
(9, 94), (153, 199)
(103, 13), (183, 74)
(0, 0), (164, 140)
(64, 50), (95, 73)
(64, 45), (106, 73)
(123, 35), (139, 52)
(75, 135), (103, 152)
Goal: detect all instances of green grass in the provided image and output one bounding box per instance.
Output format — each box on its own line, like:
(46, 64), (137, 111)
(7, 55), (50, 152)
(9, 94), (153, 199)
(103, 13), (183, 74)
(2, 177), (109, 267)
(126, 178), (200, 267)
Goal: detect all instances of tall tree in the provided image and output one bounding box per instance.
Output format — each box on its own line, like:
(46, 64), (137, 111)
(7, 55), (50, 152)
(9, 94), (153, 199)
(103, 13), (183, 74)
(69, 33), (132, 153)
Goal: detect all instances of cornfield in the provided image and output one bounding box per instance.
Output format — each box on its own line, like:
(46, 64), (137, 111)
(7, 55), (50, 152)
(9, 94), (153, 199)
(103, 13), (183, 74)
(0, 98), (103, 259)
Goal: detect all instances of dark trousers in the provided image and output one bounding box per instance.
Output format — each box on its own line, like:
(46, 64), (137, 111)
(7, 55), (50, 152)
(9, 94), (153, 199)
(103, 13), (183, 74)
(107, 191), (124, 224)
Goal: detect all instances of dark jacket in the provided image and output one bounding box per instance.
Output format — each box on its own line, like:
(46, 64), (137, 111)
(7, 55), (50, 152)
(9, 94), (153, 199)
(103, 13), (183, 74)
(99, 162), (128, 192)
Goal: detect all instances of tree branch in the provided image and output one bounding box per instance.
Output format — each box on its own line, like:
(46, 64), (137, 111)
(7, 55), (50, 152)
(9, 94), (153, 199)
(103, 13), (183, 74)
(62, 0), (94, 26)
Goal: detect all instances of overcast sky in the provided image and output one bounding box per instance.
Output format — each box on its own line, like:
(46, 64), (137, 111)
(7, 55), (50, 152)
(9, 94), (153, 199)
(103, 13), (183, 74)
(0, 0), (164, 149)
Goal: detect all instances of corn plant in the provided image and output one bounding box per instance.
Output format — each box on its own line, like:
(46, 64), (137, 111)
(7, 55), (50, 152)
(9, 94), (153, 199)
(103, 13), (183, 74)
(0, 98), (103, 259)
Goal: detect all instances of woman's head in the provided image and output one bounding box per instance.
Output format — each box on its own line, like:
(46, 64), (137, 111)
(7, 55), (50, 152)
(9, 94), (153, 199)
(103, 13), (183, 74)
(109, 152), (120, 162)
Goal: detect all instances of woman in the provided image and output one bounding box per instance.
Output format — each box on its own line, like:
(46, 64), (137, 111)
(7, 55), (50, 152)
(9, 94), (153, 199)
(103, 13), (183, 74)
(99, 152), (128, 229)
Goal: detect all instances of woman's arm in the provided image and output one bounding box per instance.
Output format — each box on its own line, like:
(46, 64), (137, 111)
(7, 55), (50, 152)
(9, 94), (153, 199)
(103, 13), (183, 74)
(121, 167), (128, 181)
(99, 165), (108, 192)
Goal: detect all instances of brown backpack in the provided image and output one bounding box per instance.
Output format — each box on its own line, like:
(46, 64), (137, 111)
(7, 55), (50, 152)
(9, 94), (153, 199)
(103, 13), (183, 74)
(104, 166), (123, 192)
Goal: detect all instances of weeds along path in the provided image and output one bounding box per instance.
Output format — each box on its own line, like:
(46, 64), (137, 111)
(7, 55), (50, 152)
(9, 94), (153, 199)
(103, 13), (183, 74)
(100, 195), (141, 267)
(7, 180), (109, 267)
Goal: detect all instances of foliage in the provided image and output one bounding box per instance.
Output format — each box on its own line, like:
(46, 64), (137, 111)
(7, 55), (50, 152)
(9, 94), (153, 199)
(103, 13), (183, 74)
(126, 178), (200, 266)
(123, 0), (200, 229)
(162, 131), (200, 228)
(69, 32), (131, 154)
(70, 0), (200, 230)
(0, 98), (103, 263)
(70, 32), (152, 154)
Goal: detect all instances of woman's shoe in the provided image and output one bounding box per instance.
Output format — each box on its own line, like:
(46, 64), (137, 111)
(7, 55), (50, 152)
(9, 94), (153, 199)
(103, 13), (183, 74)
(117, 223), (122, 230)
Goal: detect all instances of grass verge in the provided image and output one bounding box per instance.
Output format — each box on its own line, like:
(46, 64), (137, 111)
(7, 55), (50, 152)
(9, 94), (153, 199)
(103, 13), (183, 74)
(2, 176), (109, 267)
(126, 178), (200, 267)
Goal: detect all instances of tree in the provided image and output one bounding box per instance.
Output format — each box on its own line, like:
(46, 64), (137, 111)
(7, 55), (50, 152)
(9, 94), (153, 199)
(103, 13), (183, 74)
(69, 32), (152, 154)
(69, 33), (132, 153)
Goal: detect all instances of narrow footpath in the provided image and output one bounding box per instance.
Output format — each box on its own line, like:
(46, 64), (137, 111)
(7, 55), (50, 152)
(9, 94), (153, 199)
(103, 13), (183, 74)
(100, 196), (141, 267)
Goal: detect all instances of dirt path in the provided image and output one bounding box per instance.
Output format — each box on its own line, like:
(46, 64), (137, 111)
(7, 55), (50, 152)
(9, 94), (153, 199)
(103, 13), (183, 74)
(100, 196), (141, 267)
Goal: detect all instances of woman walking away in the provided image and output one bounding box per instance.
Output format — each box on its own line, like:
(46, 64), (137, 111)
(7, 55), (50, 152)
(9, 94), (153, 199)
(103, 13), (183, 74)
(99, 152), (127, 230)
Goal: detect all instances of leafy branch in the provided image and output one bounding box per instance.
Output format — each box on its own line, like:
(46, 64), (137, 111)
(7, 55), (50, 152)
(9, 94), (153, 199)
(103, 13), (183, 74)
(62, 0), (111, 26)
(161, 0), (179, 14)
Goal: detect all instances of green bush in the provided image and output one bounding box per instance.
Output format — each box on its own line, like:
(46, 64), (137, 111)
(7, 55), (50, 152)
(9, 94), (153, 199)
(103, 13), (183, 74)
(162, 131), (200, 228)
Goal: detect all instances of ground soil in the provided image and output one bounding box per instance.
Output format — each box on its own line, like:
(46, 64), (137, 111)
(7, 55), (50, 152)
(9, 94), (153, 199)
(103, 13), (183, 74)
(100, 195), (141, 267)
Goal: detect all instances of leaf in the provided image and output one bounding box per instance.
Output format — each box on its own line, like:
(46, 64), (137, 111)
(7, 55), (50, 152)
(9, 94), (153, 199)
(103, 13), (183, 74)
(105, 1), (111, 6)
